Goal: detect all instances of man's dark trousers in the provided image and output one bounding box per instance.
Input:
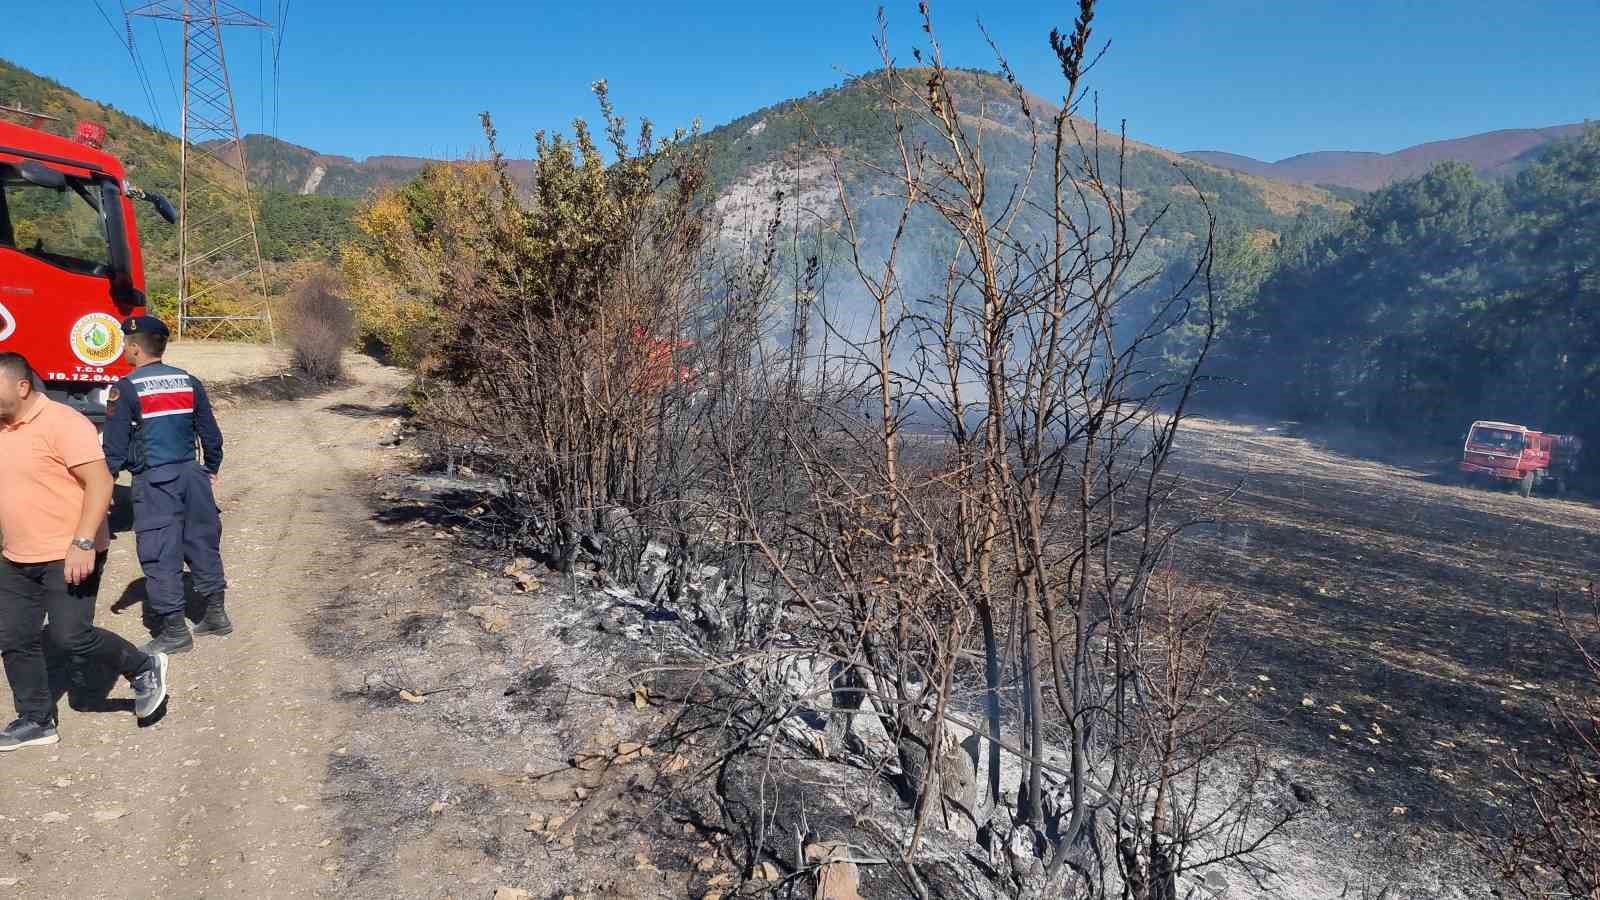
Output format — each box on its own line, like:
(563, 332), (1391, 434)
(0, 553), (146, 724)
(133, 461), (226, 617)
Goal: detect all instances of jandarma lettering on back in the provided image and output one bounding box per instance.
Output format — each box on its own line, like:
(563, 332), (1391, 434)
(132, 375), (191, 393)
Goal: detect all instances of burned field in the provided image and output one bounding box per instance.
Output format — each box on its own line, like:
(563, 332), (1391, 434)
(303, 413), (1600, 897)
(1173, 417), (1600, 841)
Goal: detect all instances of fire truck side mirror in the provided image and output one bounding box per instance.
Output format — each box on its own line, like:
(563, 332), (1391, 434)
(17, 161), (67, 190)
(125, 186), (178, 225)
(147, 192), (177, 224)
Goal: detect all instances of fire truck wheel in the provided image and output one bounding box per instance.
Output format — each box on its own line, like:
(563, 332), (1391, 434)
(1517, 471), (1535, 498)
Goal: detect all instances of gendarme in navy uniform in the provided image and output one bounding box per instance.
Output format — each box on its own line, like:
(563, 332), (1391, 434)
(102, 315), (230, 653)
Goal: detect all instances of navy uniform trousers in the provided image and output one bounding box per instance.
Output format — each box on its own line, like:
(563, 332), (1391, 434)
(132, 461), (226, 616)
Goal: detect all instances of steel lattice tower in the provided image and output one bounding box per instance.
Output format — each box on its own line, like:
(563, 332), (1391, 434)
(128, 1), (273, 341)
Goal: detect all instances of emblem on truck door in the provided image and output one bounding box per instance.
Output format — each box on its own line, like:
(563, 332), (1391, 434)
(0, 300), (14, 341)
(70, 312), (123, 366)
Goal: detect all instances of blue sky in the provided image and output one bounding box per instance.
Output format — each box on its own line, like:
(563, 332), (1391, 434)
(3, 1), (1595, 162)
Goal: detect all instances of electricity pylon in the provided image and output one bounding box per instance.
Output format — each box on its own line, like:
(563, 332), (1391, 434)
(128, 1), (273, 341)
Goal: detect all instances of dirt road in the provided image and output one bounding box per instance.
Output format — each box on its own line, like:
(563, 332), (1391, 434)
(163, 341), (289, 386)
(0, 355), (407, 898)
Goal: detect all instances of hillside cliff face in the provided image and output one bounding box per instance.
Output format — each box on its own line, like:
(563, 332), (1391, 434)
(686, 69), (1349, 340)
(693, 69), (1343, 236)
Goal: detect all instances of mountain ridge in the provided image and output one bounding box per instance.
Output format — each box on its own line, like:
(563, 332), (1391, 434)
(226, 68), (1345, 221)
(5, 55), (1347, 285)
(1185, 121), (1592, 191)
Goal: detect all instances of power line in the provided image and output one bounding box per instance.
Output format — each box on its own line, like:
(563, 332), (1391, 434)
(90, 1), (124, 47)
(145, 7), (184, 118)
(128, 1), (275, 342)
(89, 0), (167, 133)
(269, 0), (289, 188)
(118, 7), (166, 132)
(257, 0), (265, 140)
(272, 0), (289, 137)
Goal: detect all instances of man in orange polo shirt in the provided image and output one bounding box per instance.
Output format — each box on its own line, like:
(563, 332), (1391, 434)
(0, 352), (169, 750)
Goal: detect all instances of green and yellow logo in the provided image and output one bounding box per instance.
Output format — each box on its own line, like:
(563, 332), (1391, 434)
(71, 313), (123, 366)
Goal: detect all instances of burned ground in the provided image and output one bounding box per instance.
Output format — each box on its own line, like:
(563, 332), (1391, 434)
(306, 469), (779, 899)
(289, 408), (1597, 898)
(1173, 418), (1599, 864)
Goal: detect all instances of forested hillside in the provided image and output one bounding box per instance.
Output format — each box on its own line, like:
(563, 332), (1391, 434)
(225, 134), (436, 198)
(1, 58), (357, 304)
(334, 67), (1355, 366)
(1204, 124), (1600, 466)
(15, 47), (1591, 462)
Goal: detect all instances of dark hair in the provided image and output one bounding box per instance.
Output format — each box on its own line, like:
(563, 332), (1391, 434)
(0, 351), (33, 384)
(129, 331), (168, 357)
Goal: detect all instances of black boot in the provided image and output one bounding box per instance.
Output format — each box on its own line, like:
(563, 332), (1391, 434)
(144, 613), (194, 655)
(192, 592), (234, 637)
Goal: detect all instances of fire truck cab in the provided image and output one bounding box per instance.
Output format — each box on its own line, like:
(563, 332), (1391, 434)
(1459, 420), (1583, 498)
(0, 115), (175, 425)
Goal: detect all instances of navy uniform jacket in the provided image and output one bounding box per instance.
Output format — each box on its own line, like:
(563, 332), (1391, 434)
(103, 361), (224, 477)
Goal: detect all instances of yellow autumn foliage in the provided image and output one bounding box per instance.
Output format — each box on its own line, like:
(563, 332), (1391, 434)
(338, 161), (500, 365)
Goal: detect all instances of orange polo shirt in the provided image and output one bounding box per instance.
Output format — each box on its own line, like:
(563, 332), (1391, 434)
(0, 397), (112, 564)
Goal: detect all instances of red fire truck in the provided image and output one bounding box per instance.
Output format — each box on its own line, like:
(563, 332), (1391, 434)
(1459, 420), (1583, 498)
(0, 112), (175, 424)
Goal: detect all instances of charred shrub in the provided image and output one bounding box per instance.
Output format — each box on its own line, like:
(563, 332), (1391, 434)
(289, 269), (356, 382)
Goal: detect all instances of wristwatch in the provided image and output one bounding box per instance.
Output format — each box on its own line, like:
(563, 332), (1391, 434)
(70, 537), (95, 551)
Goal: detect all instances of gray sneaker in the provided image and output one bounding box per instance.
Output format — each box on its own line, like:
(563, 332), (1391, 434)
(130, 652), (169, 719)
(0, 717), (59, 751)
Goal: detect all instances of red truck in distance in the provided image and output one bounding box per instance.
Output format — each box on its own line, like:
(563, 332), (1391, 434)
(0, 113), (176, 425)
(1459, 420), (1583, 498)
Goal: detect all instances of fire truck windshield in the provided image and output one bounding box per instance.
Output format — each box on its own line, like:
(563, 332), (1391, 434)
(0, 164), (114, 276)
(1468, 426), (1523, 453)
